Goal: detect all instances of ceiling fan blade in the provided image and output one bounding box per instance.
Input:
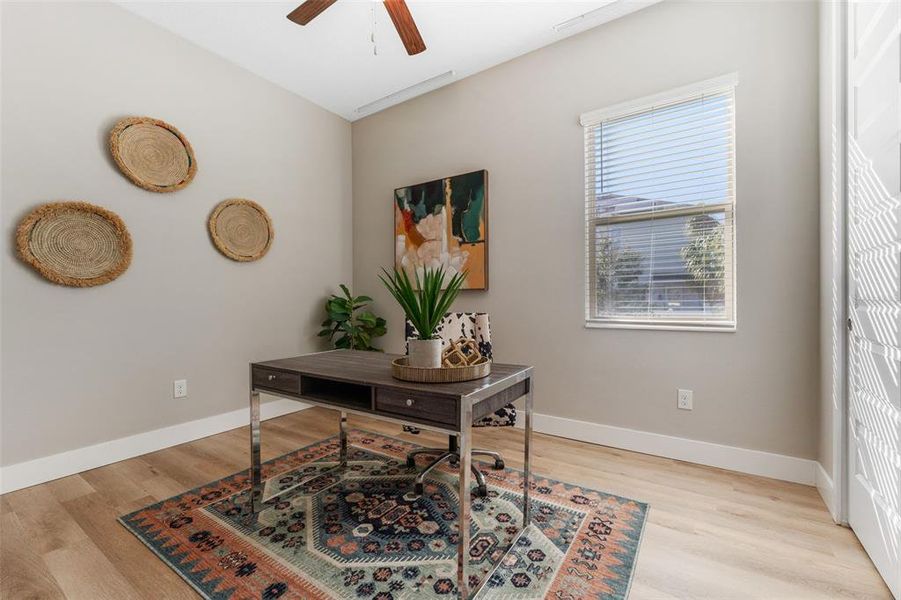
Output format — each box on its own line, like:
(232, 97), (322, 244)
(383, 0), (426, 55)
(287, 0), (337, 26)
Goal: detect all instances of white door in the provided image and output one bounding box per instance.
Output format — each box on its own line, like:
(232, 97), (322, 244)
(846, 0), (901, 597)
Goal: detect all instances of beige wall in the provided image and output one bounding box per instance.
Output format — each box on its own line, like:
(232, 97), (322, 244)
(352, 1), (820, 459)
(0, 2), (352, 466)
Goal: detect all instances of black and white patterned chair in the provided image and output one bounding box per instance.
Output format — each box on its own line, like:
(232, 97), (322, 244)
(404, 312), (517, 497)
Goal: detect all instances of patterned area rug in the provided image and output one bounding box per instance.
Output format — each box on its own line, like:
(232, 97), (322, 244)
(119, 430), (648, 599)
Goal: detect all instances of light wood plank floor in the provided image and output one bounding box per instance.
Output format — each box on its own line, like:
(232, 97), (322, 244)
(0, 407), (891, 599)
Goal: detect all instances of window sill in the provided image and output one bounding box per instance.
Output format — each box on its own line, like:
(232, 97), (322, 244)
(585, 320), (736, 333)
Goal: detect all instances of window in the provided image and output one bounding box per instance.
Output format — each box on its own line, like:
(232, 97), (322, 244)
(582, 74), (738, 331)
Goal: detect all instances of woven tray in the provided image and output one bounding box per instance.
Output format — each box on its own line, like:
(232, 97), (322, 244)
(391, 356), (491, 383)
(109, 116), (197, 193)
(208, 198), (273, 262)
(16, 201), (132, 287)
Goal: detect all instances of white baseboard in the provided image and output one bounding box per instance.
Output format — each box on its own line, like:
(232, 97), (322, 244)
(816, 461), (839, 520)
(0, 398), (309, 495)
(2, 402), (819, 495)
(516, 412), (816, 485)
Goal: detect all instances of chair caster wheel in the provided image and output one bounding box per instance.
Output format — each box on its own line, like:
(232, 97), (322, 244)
(476, 484), (488, 498)
(414, 482), (424, 496)
(406, 457), (416, 468)
(493, 460), (505, 470)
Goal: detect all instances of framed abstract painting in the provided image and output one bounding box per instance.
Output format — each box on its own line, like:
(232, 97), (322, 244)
(394, 170), (488, 290)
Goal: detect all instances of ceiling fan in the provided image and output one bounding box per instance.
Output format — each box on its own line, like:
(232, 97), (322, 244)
(287, 0), (426, 56)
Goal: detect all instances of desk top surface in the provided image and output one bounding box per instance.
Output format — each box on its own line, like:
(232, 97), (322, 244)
(254, 350), (532, 399)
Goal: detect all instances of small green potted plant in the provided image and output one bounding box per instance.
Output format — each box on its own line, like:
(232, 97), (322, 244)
(380, 266), (467, 368)
(318, 285), (387, 351)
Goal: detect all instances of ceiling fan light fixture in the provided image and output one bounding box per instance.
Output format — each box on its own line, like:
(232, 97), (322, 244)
(355, 70), (456, 116)
(287, 0), (426, 55)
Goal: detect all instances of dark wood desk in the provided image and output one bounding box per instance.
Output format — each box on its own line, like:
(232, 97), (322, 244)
(249, 349), (533, 599)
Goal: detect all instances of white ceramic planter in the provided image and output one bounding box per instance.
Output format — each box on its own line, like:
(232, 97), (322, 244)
(408, 338), (442, 368)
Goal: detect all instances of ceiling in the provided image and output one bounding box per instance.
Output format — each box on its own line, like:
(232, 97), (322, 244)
(117, 1), (660, 121)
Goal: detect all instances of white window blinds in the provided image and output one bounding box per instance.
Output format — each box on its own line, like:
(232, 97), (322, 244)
(582, 74), (738, 330)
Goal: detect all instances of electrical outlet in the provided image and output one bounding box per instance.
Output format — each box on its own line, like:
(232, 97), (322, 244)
(173, 379), (188, 399)
(677, 388), (693, 410)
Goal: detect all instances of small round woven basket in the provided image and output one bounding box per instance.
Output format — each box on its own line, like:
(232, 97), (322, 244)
(208, 198), (273, 262)
(16, 202), (132, 287)
(109, 116), (197, 193)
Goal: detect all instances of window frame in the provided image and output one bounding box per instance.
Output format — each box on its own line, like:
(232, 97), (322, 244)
(582, 73), (739, 332)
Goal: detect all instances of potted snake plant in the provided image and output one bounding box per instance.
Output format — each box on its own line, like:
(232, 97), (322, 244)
(379, 266), (467, 368)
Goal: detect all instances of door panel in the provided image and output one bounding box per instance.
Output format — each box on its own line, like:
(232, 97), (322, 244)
(849, 387), (900, 506)
(846, 0), (901, 597)
(849, 339), (901, 410)
(850, 205), (901, 248)
(850, 244), (900, 303)
(852, 300), (901, 350)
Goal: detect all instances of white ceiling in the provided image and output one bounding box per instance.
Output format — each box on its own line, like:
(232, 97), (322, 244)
(117, 0), (660, 121)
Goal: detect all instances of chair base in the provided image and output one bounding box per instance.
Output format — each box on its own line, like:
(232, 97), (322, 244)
(406, 446), (505, 498)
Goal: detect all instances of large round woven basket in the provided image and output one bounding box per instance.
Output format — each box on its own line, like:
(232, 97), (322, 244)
(391, 356), (491, 383)
(109, 116), (197, 193)
(16, 202), (132, 287)
(208, 198), (273, 262)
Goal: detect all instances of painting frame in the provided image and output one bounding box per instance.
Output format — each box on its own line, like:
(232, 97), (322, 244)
(393, 169), (489, 291)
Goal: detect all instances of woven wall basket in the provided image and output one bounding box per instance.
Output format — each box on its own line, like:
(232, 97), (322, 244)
(16, 202), (132, 287)
(109, 116), (197, 193)
(208, 199), (273, 262)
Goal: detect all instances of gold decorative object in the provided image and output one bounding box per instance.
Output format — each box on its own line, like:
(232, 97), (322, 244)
(16, 201), (132, 287)
(109, 116), (197, 192)
(442, 338), (482, 367)
(208, 198), (273, 262)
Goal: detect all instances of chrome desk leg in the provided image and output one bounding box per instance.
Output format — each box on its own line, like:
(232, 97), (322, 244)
(523, 378), (533, 527)
(339, 411), (348, 467)
(457, 399), (473, 598)
(250, 389), (263, 515)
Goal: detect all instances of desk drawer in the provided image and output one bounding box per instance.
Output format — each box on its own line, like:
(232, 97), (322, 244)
(252, 367), (300, 394)
(375, 388), (458, 428)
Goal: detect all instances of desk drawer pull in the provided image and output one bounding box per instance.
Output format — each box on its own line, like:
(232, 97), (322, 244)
(375, 388), (458, 428)
(252, 367), (300, 394)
